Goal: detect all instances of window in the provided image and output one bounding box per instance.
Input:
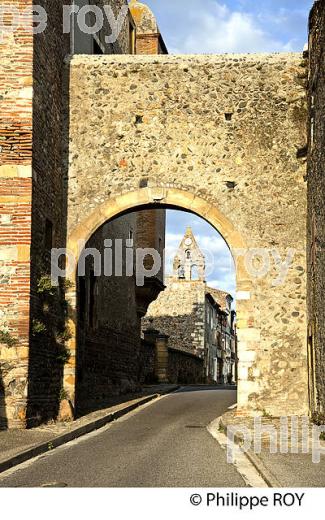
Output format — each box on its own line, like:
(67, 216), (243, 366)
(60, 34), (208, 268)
(191, 265), (199, 280)
(178, 265), (185, 279)
(225, 112), (233, 122)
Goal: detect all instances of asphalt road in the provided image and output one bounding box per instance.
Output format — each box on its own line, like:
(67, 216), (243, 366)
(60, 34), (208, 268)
(0, 387), (246, 487)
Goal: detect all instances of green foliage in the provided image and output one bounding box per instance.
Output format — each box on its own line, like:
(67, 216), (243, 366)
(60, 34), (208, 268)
(32, 319), (47, 336)
(34, 272), (73, 366)
(37, 275), (57, 296)
(63, 279), (74, 290)
(56, 326), (72, 344)
(0, 329), (17, 347)
(262, 409), (273, 419)
(311, 411), (325, 426)
(56, 344), (71, 364)
(313, 413), (325, 441)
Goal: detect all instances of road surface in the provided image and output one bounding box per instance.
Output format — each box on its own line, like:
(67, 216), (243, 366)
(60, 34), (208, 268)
(0, 386), (246, 487)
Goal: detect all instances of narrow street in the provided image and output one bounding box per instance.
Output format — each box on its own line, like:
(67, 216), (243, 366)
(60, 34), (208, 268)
(0, 387), (246, 487)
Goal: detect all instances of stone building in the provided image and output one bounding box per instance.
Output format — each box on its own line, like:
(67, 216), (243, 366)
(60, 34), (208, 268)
(2, 0), (325, 427)
(0, 0), (168, 427)
(307, 0), (325, 414)
(143, 228), (237, 384)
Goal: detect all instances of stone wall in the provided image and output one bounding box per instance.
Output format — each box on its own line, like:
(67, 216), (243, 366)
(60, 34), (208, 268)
(139, 339), (156, 384)
(76, 213), (140, 415)
(143, 278), (206, 357)
(0, 0), (169, 428)
(138, 338), (204, 385)
(75, 207), (165, 415)
(67, 53), (308, 416)
(168, 348), (204, 385)
(26, 0), (72, 428)
(307, 0), (325, 413)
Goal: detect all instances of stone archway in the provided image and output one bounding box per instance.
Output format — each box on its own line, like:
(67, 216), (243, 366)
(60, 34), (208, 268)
(63, 186), (307, 417)
(65, 52), (309, 417)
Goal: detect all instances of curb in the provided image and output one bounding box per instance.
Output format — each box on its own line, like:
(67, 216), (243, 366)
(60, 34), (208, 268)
(0, 386), (179, 475)
(219, 416), (281, 488)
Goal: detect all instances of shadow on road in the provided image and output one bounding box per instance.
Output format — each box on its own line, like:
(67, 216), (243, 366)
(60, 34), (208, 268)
(176, 385), (237, 393)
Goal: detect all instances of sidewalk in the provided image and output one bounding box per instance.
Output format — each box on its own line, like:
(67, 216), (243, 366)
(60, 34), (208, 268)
(220, 409), (325, 487)
(0, 384), (179, 473)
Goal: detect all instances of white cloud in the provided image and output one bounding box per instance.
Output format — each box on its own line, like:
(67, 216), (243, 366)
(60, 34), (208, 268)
(166, 0), (295, 54)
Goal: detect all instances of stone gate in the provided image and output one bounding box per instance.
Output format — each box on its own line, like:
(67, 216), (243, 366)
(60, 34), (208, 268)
(64, 52), (308, 416)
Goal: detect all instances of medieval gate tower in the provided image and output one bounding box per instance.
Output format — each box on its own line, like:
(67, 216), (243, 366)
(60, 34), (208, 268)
(2, 0), (324, 428)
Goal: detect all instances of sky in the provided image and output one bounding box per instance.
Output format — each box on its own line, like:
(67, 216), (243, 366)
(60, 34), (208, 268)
(142, 0), (313, 54)
(143, 0), (313, 298)
(165, 210), (236, 296)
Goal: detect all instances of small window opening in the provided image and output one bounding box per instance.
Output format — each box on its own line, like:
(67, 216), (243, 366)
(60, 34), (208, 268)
(191, 265), (199, 280)
(225, 113), (233, 122)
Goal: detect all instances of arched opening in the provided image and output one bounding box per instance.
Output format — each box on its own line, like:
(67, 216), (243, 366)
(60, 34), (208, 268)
(63, 188), (250, 417)
(74, 205), (236, 414)
(191, 265), (199, 280)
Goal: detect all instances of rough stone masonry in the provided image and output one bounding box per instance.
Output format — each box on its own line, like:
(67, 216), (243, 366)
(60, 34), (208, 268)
(66, 53), (308, 417)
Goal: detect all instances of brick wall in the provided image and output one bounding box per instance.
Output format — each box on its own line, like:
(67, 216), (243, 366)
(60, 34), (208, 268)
(129, 0), (167, 55)
(0, 0), (33, 429)
(135, 34), (159, 55)
(0, 0), (73, 428)
(307, 0), (325, 413)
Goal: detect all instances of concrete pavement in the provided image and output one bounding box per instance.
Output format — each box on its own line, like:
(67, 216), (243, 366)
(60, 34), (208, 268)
(0, 387), (246, 487)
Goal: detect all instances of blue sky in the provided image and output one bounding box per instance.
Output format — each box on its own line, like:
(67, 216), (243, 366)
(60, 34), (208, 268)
(143, 0), (313, 53)
(166, 211), (236, 297)
(145, 1), (313, 298)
